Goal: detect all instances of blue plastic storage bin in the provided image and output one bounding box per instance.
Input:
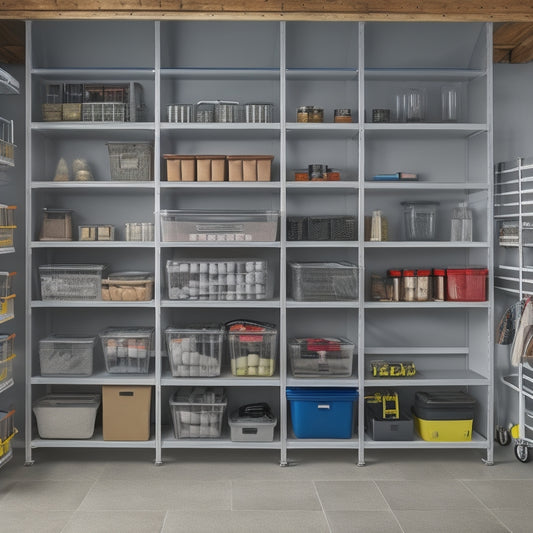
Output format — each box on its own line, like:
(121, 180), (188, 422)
(286, 387), (358, 439)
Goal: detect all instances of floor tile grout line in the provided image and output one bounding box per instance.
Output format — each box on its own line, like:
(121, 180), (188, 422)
(457, 479), (513, 533)
(230, 479), (233, 511)
(312, 480), (332, 533)
(372, 480), (406, 533)
(57, 477), (100, 533)
(160, 510), (169, 533)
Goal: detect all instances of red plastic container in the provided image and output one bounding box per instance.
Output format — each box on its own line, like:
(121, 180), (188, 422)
(446, 268), (488, 301)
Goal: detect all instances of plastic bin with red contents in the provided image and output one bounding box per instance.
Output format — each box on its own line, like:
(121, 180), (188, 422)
(446, 267), (488, 301)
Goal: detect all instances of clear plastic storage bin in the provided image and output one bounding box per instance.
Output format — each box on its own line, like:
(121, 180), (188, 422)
(288, 337), (355, 377)
(288, 261), (358, 301)
(33, 394), (101, 439)
(446, 268), (488, 301)
(166, 259), (271, 301)
(0, 271), (15, 297)
(402, 201), (439, 241)
(0, 334), (15, 391)
(165, 325), (224, 377)
(227, 320), (277, 377)
(39, 264), (107, 300)
(169, 387), (227, 439)
(107, 142), (153, 181)
(39, 335), (95, 376)
(160, 210), (279, 242)
(100, 327), (154, 374)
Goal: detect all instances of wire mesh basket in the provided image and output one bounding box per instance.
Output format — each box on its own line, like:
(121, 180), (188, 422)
(107, 142), (153, 181)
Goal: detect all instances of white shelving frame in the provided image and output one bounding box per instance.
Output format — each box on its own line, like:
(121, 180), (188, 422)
(24, 20), (494, 466)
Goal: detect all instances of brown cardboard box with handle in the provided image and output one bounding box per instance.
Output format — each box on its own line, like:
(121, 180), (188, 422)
(102, 385), (152, 441)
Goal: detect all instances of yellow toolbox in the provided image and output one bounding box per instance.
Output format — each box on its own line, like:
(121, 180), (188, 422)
(413, 416), (473, 442)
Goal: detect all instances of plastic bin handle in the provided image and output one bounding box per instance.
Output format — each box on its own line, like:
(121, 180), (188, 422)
(196, 100), (240, 105)
(317, 404), (331, 409)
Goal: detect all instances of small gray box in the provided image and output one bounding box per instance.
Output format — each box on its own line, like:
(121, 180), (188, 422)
(368, 412), (414, 441)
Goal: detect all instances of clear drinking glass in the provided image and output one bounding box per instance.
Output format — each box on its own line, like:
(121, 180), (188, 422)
(406, 88), (426, 122)
(402, 201), (439, 241)
(441, 84), (460, 122)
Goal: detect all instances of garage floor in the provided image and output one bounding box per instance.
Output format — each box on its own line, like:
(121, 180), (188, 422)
(0, 445), (531, 532)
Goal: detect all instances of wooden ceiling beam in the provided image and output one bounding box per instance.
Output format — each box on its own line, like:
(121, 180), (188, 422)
(1, 1), (533, 22)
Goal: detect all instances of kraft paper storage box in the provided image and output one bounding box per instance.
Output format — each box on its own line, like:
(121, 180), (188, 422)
(164, 154), (196, 181)
(102, 385), (152, 441)
(196, 155), (225, 182)
(227, 155), (273, 182)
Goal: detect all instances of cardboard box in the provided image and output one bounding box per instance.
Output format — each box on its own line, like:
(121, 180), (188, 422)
(227, 156), (273, 182)
(164, 155), (195, 182)
(196, 155), (225, 182)
(102, 385), (151, 441)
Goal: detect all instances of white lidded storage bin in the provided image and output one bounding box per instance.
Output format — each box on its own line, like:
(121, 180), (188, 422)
(228, 404), (277, 442)
(100, 327), (153, 374)
(288, 337), (354, 377)
(169, 387), (226, 439)
(33, 394), (101, 439)
(288, 261), (358, 301)
(165, 325), (224, 377)
(160, 210), (279, 242)
(39, 335), (96, 376)
(39, 264), (107, 301)
(166, 259), (271, 301)
(227, 320), (277, 377)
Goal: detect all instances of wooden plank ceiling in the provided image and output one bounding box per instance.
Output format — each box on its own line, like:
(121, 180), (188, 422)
(2, 4), (533, 64)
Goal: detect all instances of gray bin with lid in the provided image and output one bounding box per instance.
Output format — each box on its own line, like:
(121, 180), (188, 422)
(39, 335), (96, 376)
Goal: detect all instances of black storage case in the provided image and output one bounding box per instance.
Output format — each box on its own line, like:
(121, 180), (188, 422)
(413, 391), (476, 420)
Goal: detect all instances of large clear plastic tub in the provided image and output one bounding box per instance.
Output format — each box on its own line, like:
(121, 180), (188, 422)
(165, 325), (224, 377)
(160, 210), (279, 242)
(169, 387), (227, 439)
(166, 259), (272, 301)
(288, 261), (358, 301)
(100, 327), (154, 374)
(39, 335), (95, 376)
(39, 264), (107, 300)
(288, 337), (354, 377)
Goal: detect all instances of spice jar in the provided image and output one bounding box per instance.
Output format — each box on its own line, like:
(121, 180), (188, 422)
(402, 269), (416, 302)
(388, 269), (402, 302)
(433, 268), (445, 301)
(416, 269), (431, 301)
(308, 164), (325, 180)
(309, 107), (324, 123)
(334, 109), (352, 123)
(297, 106), (312, 122)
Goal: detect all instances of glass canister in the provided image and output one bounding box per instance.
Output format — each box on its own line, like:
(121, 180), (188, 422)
(401, 201), (439, 241)
(334, 109), (352, 123)
(401, 269), (416, 302)
(433, 268), (445, 301)
(416, 269), (431, 301)
(388, 269), (402, 302)
(405, 88), (427, 122)
(450, 201), (473, 242)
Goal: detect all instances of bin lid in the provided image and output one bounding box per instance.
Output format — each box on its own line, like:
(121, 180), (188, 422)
(195, 155), (226, 160)
(414, 391), (476, 408)
(289, 337), (354, 349)
(33, 394), (101, 408)
(107, 271), (152, 281)
(40, 335), (96, 344)
(165, 324), (224, 335)
(226, 155), (274, 161)
(163, 154), (195, 160)
(99, 327), (154, 339)
(39, 264), (107, 272)
(288, 261), (357, 270)
(286, 387), (358, 401)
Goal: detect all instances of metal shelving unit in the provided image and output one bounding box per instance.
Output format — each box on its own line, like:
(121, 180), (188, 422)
(0, 67), (19, 471)
(24, 20), (494, 467)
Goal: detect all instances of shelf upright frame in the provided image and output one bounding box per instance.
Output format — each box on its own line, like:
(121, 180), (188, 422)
(357, 21), (366, 467)
(24, 20), (34, 466)
(279, 20), (288, 467)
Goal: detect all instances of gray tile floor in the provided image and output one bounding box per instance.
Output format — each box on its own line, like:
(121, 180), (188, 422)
(1, 445), (532, 532)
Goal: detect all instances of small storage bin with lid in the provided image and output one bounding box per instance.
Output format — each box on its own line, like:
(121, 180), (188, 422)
(166, 258), (271, 301)
(226, 320), (277, 377)
(0, 271), (15, 298)
(32, 394), (101, 439)
(39, 335), (95, 376)
(101, 271), (153, 301)
(100, 327), (154, 374)
(0, 409), (16, 457)
(286, 387), (358, 439)
(165, 325), (224, 377)
(125, 222), (154, 242)
(402, 201), (439, 241)
(107, 142), (153, 181)
(227, 155), (274, 182)
(288, 337), (354, 377)
(446, 267), (488, 301)
(160, 210), (279, 242)
(288, 261), (358, 301)
(169, 387), (227, 439)
(164, 154), (196, 182)
(0, 204), (16, 249)
(39, 264), (107, 300)
(228, 403), (277, 442)
(413, 390), (476, 442)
